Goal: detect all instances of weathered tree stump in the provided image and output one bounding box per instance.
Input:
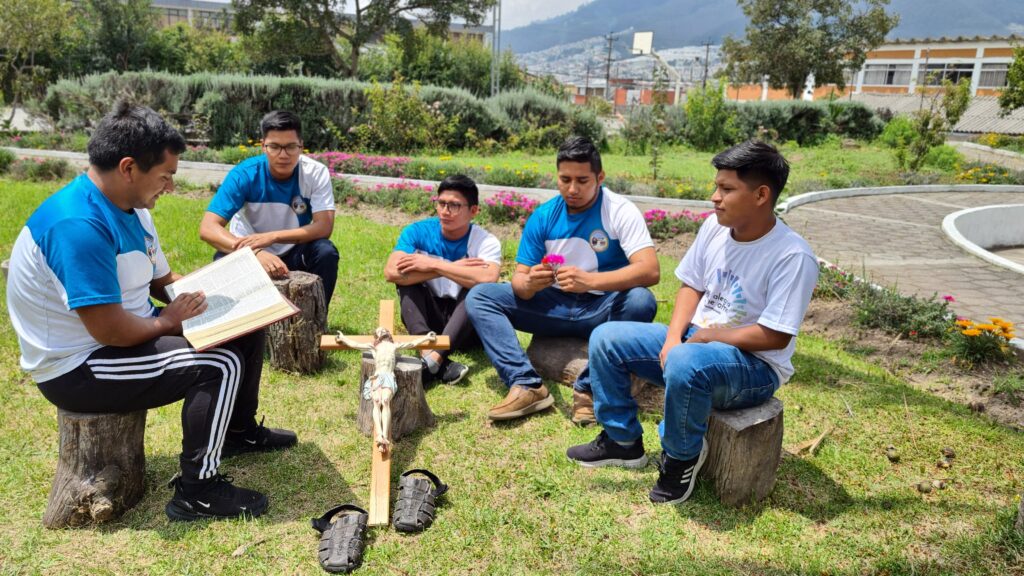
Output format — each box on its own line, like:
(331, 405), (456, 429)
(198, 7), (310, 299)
(267, 271), (327, 373)
(526, 336), (655, 407)
(699, 397), (784, 507)
(1016, 493), (1024, 534)
(355, 355), (435, 442)
(43, 409), (147, 529)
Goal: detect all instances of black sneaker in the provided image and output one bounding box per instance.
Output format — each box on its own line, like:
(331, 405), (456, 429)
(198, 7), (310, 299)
(566, 430), (648, 469)
(420, 357), (440, 385)
(221, 416), (297, 458)
(439, 360), (469, 385)
(649, 438), (708, 504)
(165, 473), (269, 521)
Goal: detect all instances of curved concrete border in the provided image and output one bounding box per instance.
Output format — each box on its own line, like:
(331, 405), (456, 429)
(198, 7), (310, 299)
(942, 204), (1024, 276)
(776, 184), (1024, 213)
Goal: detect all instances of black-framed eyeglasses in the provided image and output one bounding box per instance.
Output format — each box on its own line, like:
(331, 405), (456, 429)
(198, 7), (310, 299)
(435, 200), (465, 213)
(264, 143), (302, 155)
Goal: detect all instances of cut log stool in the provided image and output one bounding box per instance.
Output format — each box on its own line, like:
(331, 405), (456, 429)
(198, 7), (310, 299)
(267, 271), (327, 373)
(355, 354), (436, 441)
(43, 409), (147, 529)
(526, 335), (654, 406)
(700, 397), (784, 507)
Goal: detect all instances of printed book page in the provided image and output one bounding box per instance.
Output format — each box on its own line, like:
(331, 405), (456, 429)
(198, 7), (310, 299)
(166, 247), (298, 351)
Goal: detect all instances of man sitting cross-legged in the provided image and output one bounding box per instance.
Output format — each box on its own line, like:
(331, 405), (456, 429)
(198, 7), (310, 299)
(384, 175), (501, 384)
(199, 110), (339, 309)
(466, 136), (660, 423)
(6, 103), (296, 522)
(567, 140), (818, 505)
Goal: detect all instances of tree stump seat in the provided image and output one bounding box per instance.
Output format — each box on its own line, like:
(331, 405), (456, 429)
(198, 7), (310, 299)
(526, 335), (784, 506)
(43, 409), (147, 529)
(355, 354), (435, 442)
(267, 271), (327, 374)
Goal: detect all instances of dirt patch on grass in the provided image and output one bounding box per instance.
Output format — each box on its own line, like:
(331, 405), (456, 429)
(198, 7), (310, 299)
(802, 299), (1024, 430)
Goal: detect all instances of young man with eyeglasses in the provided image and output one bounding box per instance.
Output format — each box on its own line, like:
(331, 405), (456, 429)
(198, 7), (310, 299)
(200, 110), (339, 307)
(384, 175), (501, 384)
(466, 136), (660, 423)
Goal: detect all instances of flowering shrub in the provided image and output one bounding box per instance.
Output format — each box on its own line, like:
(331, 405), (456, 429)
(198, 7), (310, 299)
(310, 151), (410, 178)
(9, 157), (77, 181)
(332, 178), (435, 214)
(218, 144), (263, 165)
(482, 190), (539, 226)
(486, 165), (552, 189)
(954, 162), (1023, 184)
(814, 262), (861, 300)
(643, 208), (711, 240)
(948, 317), (1017, 368)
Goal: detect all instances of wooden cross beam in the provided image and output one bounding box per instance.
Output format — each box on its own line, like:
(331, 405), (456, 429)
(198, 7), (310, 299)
(320, 299), (449, 527)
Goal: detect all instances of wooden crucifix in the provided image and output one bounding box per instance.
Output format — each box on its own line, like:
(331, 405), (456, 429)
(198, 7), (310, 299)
(320, 300), (450, 526)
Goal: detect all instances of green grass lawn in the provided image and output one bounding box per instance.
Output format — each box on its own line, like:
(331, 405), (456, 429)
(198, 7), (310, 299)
(421, 139), (917, 199)
(0, 179), (1022, 575)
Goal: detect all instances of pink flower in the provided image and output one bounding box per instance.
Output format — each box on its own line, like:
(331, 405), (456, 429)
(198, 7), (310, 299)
(942, 295), (955, 303)
(542, 254), (565, 271)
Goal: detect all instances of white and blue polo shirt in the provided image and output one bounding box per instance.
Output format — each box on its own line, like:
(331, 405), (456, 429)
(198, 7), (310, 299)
(7, 174), (171, 382)
(394, 218), (502, 299)
(517, 187), (653, 293)
(207, 155), (335, 256)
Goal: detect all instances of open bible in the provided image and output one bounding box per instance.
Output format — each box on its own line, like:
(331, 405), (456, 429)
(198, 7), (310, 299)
(166, 247), (299, 351)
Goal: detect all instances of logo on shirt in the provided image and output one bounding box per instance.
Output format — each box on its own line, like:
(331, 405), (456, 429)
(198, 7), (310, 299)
(589, 229), (609, 252)
(144, 234), (157, 265)
(700, 268), (747, 327)
(291, 195), (308, 215)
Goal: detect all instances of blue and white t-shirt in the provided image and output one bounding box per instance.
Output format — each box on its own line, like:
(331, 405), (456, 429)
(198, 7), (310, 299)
(394, 218), (502, 299)
(517, 187), (653, 293)
(7, 174), (171, 382)
(207, 155), (335, 256)
(675, 214), (818, 384)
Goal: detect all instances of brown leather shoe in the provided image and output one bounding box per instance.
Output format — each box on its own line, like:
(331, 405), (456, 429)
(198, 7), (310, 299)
(487, 384), (555, 421)
(571, 390), (596, 426)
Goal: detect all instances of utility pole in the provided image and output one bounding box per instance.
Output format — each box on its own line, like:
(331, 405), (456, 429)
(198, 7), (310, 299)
(490, 0), (503, 96)
(584, 62), (591, 103)
(702, 40), (711, 88)
(605, 32), (615, 100)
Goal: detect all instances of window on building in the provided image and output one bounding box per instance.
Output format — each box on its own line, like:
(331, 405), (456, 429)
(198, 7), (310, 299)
(979, 63), (1009, 88)
(917, 62), (974, 86)
(162, 7), (188, 27)
(862, 64), (913, 86)
(195, 10), (230, 31)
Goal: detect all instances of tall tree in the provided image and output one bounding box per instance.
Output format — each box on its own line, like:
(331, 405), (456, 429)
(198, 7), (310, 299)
(86, 0), (163, 72)
(722, 0), (899, 98)
(998, 45), (1024, 115)
(232, 0), (497, 78)
(0, 0), (73, 120)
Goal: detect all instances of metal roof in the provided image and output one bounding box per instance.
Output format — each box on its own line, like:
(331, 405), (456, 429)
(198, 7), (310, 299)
(883, 34), (1023, 45)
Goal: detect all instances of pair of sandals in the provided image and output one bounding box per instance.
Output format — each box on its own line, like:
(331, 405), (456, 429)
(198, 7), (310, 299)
(311, 469), (448, 574)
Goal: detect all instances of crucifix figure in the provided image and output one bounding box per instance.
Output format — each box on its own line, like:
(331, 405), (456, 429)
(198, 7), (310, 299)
(334, 327), (437, 453)
(321, 300), (450, 527)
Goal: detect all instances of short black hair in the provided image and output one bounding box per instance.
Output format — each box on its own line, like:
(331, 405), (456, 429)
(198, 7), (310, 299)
(261, 110), (302, 139)
(711, 140), (790, 204)
(437, 174), (479, 206)
(556, 135), (602, 175)
(88, 101), (186, 172)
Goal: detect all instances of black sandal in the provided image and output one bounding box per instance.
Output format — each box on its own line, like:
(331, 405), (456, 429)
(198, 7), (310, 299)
(311, 504), (369, 573)
(392, 469), (448, 533)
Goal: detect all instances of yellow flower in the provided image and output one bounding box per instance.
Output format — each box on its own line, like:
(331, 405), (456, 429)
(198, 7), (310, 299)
(439, 155), (452, 162)
(1004, 332), (1017, 340)
(991, 318), (1013, 329)
(438, 169), (446, 175)
(961, 328), (982, 337)
(955, 319), (974, 327)
(974, 323), (1000, 332)
(484, 165), (493, 172)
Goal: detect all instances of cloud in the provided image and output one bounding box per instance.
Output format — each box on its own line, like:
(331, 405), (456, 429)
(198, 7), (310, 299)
(501, 0), (590, 29)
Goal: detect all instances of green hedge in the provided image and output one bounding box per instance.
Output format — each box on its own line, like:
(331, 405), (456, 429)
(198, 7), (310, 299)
(41, 72), (603, 152)
(729, 100), (883, 145)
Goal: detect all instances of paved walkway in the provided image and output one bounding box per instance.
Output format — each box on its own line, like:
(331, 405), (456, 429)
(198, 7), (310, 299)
(782, 190), (1024, 325)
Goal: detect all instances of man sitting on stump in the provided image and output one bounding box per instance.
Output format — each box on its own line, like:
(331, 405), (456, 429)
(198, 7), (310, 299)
(385, 175), (501, 384)
(199, 110), (339, 308)
(567, 140), (818, 505)
(466, 136), (659, 423)
(6, 103), (296, 522)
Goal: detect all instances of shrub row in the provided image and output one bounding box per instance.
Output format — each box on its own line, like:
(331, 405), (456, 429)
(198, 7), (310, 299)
(0, 150), (77, 182)
(41, 72), (603, 152)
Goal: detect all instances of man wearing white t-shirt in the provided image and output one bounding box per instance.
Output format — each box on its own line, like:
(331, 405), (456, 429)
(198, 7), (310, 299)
(466, 136), (660, 422)
(199, 110), (339, 307)
(385, 175), (501, 384)
(568, 140), (818, 505)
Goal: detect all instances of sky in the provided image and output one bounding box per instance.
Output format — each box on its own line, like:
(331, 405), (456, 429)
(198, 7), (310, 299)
(199, 0), (591, 30)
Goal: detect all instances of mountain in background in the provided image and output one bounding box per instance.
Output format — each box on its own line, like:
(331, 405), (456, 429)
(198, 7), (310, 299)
(502, 0), (1024, 55)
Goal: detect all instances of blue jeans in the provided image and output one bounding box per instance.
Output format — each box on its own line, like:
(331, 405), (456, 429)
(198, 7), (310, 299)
(589, 322), (779, 461)
(465, 283), (656, 389)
